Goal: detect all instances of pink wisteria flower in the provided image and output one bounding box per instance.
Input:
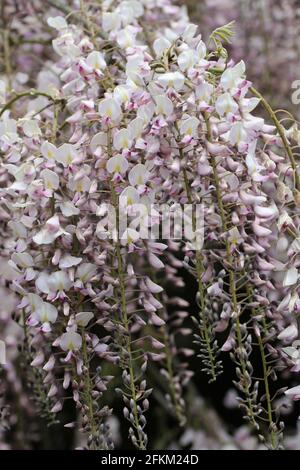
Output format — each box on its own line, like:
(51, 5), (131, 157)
(0, 0), (300, 452)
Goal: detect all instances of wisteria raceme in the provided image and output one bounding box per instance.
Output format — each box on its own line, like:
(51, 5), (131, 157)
(0, 0), (300, 450)
(184, 0), (300, 118)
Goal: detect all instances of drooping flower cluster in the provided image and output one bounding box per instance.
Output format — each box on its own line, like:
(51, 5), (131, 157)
(0, 0), (300, 450)
(183, 0), (300, 118)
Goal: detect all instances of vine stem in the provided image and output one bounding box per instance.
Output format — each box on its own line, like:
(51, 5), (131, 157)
(108, 129), (146, 450)
(172, 116), (218, 381)
(149, 267), (186, 425)
(21, 311), (57, 429)
(182, 166), (217, 382)
(205, 113), (258, 423)
(0, 90), (62, 118)
(258, 333), (277, 449)
(111, 185), (146, 450)
(162, 326), (186, 425)
(245, 284), (278, 449)
(81, 328), (101, 449)
(250, 86), (300, 191)
(206, 107), (277, 446)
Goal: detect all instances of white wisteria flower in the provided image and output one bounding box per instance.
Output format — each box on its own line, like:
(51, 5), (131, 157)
(47, 16), (68, 30)
(98, 98), (122, 122)
(60, 327), (82, 352)
(128, 164), (150, 186)
(106, 155), (129, 175)
(33, 215), (66, 245)
(75, 311), (94, 327)
(86, 51), (106, 71)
